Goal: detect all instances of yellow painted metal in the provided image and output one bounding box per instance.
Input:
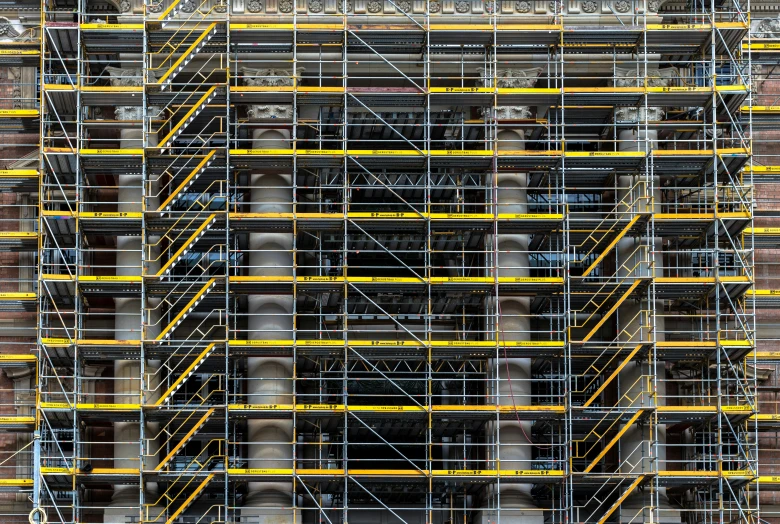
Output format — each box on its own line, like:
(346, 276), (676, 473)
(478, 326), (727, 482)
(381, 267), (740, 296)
(155, 409), (215, 471)
(157, 150), (218, 212)
(155, 214), (217, 277)
(81, 23), (143, 29)
(80, 148), (144, 155)
(597, 475), (646, 524)
(157, 86), (219, 148)
(0, 292), (36, 300)
(582, 344), (643, 408)
(0, 479), (33, 485)
(582, 215), (641, 277)
(0, 232), (37, 238)
(0, 169), (38, 177)
(0, 354), (36, 362)
(0, 416), (35, 425)
(78, 211), (143, 218)
(581, 280), (643, 343)
(156, 24), (218, 86)
(583, 410), (644, 473)
(0, 109), (39, 117)
(154, 344), (217, 406)
(165, 473), (215, 524)
(155, 278), (217, 340)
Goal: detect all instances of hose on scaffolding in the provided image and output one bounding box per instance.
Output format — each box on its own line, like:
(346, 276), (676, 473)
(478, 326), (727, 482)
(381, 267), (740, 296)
(28, 508), (47, 524)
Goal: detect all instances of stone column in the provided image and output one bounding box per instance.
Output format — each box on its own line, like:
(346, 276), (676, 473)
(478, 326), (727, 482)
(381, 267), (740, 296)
(104, 66), (162, 523)
(615, 81), (679, 519)
(241, 67), (299, 524)
(477, 66), (543, 524)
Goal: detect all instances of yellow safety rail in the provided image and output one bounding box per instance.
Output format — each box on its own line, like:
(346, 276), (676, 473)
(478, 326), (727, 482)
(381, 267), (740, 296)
(157, 86), (220, 149)
(581, 343), (644, 408)
(581, 280), (644, 343)
(597, 475), (646, 524)
(155, 23), (218, 88)
(156, 278), (218, 340)
(144, 444), (223, 523)
(157, 150), (218, 213)
(154, 343), (218, 405)
(155, 408), (215, 471)
(155, 213), (218, 278)
(583, 410), (645, 473)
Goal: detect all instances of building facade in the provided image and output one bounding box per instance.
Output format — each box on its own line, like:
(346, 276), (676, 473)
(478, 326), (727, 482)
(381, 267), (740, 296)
(0, 0), (772, 522)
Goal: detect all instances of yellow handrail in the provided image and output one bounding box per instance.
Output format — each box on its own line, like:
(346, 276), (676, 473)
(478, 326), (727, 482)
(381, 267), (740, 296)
(155, 408), (215, 471)
(157, 86), (219, 149)
(155, 214), (218, 278)
(154, 343), (218, 405)
(157, 150), (218, 212)
(156, 277), (218, 339)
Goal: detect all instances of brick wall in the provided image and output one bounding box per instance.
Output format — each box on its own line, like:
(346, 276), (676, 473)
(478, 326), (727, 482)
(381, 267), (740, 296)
(755, 65), (780, 522)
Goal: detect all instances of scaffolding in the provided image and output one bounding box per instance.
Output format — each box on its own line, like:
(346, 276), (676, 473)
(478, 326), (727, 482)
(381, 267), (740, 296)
(0, 0), (770, 521)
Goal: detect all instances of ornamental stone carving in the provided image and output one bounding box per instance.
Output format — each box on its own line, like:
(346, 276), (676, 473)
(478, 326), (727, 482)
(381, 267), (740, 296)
(614, 106), (665, 123)
(647, 0), (659, 11)
(214, 1), (227, 12)
(485, 1), (496, 13)
(548, 1), (559, 13)
(247, 105), (294, 119)
(338, 0), (353, 12)
(0, 17), (22, 39)
(455, 0), (470, 12)
(397, 0), (411, 11)
(614, 0), (630, 12)
(8, 67), (21, 109)
(242, 67), (304, 87)
(104, 66), (157, 87)
(428, 0), (441, 11)
(613, 66), (676, 88)
(367, 0), (382, 11)
(515, 0), (531, 12)
(754, 16), (780, 39)
(119, 0), (131, 11)
(115, 106), (143, 121)
(478, 67), (541, 88)
(147, 0), (164, 12)
(494, 106), (532, 120)
(278, 0), (294, 11)
(309, 0), (324, 11)
(581, 0), (597, 12)
(180, 0), (196, 11)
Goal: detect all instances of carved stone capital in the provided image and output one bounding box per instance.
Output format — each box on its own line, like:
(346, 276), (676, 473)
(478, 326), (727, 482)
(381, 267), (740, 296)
(477, 67), (541, 88)
(242, 67), (305, 87)
(614, 67), (677, 88)
(754, 15), (780, 38)
(493, 105), (532, 120)
(0, 17), (22, 39)
(104, 66), (157, 87)
(115, 106), (143, 121)
(246, 105), (294, 120)
(615, 106), (665, 123)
